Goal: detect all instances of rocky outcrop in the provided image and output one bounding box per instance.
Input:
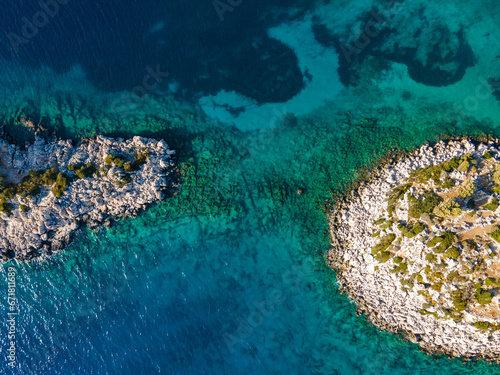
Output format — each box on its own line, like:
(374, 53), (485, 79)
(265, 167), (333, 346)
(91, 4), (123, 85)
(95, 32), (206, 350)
(328, 138), (500, 363)
(0, 135), (176, 262)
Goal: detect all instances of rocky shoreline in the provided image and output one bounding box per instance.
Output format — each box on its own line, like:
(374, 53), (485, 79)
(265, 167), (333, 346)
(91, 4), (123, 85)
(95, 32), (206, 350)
(328, 137), (500, 363)
(0, 133), (176, 262)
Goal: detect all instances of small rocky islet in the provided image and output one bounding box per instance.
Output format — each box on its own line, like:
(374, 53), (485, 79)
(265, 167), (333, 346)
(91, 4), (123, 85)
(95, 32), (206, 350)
(328, 137), (500, 362)
(0, 119), (177, 262)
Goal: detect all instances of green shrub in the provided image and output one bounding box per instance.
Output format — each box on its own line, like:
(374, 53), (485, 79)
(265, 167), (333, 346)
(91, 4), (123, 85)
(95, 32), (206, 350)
(387, 204), (395, 216)
(105, 154), (126, 168)
(409, 191), (441, 219)
(51, 187), (63, 198)
(51, 173), (69, 198)
(3, 187), (15, 200)
(0, 203), (13, 215)
(413, 222), (425, 235)
(427, 233), (457, 253)
(457, 178), (475, 198)
(390, 266), (400, 273)
(430, 282), (443, 292)
(484, 198), (499, 211)
(116, 175), (132, 187)
(475, 288), (493, 305)
(483, 151), (493, 159)
(75, 169), (85, 179)
(407, 194), (417, 204)
(125, 160), (141, 172)
(393, 256), (403, 264)
(418, 309), (435, 316)
(442, 177), (455, 189)
(398, 223), (411, 236)
(41, 168), (57, 185)
(374, 251), (391, 263)
(446, 270), (459, 282)
(485, 277), (496, 286)
(491, 229), (500, 243)
(123, 162), (132, 172)
(400, 278), (414, 287)
(411, 165), (443, 184)
(427, 236), (441, 248)
(425, 253), (437, 262)
(135, 150), (149, 166)
(67, 164), (79, 171)
(372, 234), (396, 254)
(442, 157), (460, 172)
(373, 218), (386, 225)
(13, 167), (64, 198)
(104, 154), (114, 165)
(371, 231), (380, 238)
(19, 204), (29, 212)
(398, 221), (425, 238)
(493, 170), (500, 185)
(473, 322), (500, 331)
(430, 271), (444, 280)
(433, 199), (462, 217)
(74, 163), (97, 179)
(0, 195), (13, 215)
(379, 220), (393, 230)
(474, 321), (491, 331)
(445, 247), (461, 260)
(388, 184), (412, 203)
(452, 292), (467, 312)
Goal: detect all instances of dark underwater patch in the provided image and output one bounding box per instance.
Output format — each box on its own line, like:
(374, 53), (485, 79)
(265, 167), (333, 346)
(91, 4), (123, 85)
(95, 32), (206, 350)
(313, 6), (475, 88)
(0, 0), (312, 104)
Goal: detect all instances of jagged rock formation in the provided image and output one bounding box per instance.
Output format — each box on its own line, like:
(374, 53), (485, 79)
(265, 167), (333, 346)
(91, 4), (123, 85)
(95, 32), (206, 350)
(0, 134), (176, 261)
(328, 138), (500, 362)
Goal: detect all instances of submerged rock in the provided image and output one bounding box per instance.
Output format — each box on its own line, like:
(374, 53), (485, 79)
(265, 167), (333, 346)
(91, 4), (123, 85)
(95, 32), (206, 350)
(0, 134), (177, 262)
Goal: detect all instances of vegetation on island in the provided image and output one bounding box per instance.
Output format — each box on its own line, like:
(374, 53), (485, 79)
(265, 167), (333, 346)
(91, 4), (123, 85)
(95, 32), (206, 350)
(370, 149), (500, 329)
(0, 148), (150, 215)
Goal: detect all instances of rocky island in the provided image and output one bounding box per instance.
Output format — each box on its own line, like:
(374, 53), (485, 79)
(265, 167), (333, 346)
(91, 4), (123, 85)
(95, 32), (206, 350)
(328, 138), (500, 362)
(0, 123), (176, 262)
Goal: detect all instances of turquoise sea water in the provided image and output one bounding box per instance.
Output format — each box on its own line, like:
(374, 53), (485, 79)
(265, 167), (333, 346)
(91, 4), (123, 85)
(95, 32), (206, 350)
(0, 0), (500, 374)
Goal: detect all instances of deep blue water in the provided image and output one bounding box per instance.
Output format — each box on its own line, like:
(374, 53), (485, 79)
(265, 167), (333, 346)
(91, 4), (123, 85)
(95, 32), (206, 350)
(0, 0), (307, 103)
(0, 0), (500, 374)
